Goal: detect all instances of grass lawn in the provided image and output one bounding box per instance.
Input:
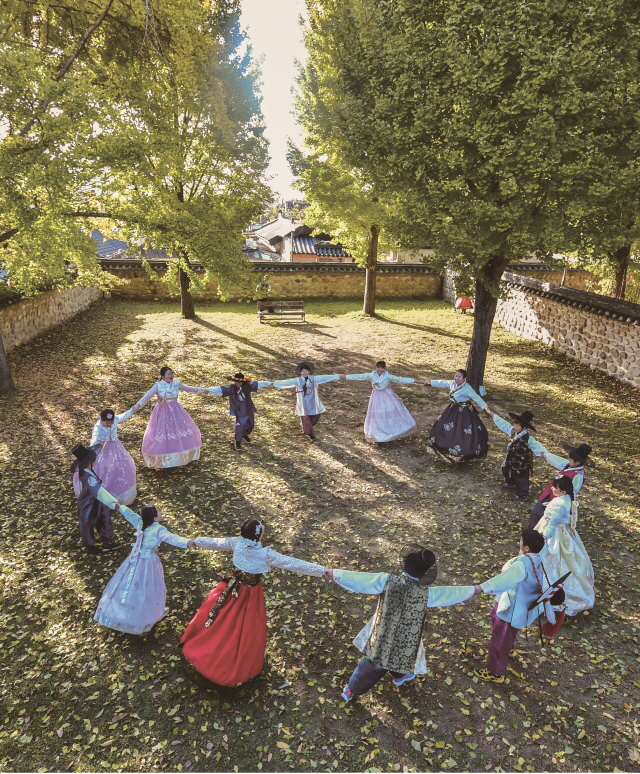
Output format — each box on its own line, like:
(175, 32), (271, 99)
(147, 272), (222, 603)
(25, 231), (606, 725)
(0, 298), (638, 773)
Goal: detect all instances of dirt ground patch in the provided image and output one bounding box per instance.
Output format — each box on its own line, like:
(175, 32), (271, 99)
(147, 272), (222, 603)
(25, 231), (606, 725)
(1, 298), (638, 772)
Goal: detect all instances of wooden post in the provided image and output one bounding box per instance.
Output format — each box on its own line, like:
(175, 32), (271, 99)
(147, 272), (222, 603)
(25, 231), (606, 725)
(0, 332), (16, 394)
(362, 224), (379, 315)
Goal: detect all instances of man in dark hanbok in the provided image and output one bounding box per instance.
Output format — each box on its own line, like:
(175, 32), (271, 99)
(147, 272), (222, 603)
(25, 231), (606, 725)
(207, 373), (272, 451)
(71, 443), (121, 555)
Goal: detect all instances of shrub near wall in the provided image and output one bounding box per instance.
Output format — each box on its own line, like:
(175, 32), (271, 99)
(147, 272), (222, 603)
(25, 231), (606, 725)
(0, 286), (102, 353)
(497, 273), (640, 388)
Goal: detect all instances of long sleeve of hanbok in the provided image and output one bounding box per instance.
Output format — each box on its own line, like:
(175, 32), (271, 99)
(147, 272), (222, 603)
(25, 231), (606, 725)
(118, 503), (143, 530)
(194, 536), (235, 551)
(264, 548), (325, 577)
(528, 437), (547, 457)
(544, 452), (569, 471)
(540, 498), (570, 539)
(480, 561), (527, 594)
(333, 570), (389, 594)
(387, 373), (416, 384)
(427, 585), (475, 606)
(178, 382), (206, 394)
(158, 526), (189, 548)
(430, 379), (452, 389)
(207, 386), (224, 396)
(346, 373), (374, 382)
(90, 422), (102, 446)
(492, 414), (514, 436)
(134, 383), (158, 408)
(273, 375), (339, 388)
(463, 385), (488, 410)
(254, 381), (272, 389)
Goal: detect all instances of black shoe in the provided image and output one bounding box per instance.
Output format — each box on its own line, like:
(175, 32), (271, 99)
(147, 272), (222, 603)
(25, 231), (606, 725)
(86, 546), (101, 556)
(308, 433), (317, 441)
(234, 442), (243, 452)
(102, 541), (122, 552)
(242, 436), (252, 444)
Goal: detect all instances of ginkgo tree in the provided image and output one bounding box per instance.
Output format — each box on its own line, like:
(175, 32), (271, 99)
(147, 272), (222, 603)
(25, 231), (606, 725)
(300, 0), (640, 387)
(288, 142), (395, 315)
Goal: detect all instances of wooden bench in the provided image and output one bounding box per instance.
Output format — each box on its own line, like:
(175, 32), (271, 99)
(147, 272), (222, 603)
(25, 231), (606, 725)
(257, 299), (305, 323)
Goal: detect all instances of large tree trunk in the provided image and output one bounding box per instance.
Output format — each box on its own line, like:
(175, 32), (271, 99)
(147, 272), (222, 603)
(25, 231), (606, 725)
(362, 224), (379, 315)
(0, 333), (16, 394)
(178, 262), (195, 319)
(465, 255), (510, 389)
(610, 244), (631, 300)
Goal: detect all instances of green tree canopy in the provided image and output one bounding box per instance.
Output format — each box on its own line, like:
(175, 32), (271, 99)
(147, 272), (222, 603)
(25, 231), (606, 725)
(300, 0), (640, 385)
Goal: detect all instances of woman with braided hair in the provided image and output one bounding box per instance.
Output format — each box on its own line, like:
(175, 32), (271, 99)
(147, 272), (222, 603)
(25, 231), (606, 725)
(181, 519), (327, 687)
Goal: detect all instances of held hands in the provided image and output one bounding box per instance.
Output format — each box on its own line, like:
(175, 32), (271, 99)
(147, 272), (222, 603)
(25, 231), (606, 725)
(339, 374), (346, 380)
(473, 585), (484, 596)
(414, 379), (426, 385)
(323, 569), (334, 580)
(187, 539), (197, 549)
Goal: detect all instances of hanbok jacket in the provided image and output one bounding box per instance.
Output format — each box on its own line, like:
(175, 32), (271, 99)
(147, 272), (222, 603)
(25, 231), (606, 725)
(334, 570), (474, 674)
(90, 408), (135, 445)
(135, 379), (205, 408)
(193, 536), (326, 577)
(207, 382), (271, 417)
(480, 553), (549, 629)
(430, 380), (488, 410)
(538, 453), (585, 502)
(273, 374), (340, 416)
(347, 371), (415, 389)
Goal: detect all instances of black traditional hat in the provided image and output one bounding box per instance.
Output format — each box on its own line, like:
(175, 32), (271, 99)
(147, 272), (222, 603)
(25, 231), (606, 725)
(228, 372), (252, 382)
(562, 443), (594, 467)
(297, 361), (314, 374)
(70, 443), (102, 473)
(527, 571), (572, 610)
(508, 410), (536, 432)
(400, 543), (438, 587)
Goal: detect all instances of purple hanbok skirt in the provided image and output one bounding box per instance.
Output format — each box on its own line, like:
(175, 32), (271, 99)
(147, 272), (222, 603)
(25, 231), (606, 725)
(141, 400), (201, 468)
(364, 387), (417, 443)
(72, 439), (137, 505)
(428, 402), (489, 460)
(94, 550), (167, 635)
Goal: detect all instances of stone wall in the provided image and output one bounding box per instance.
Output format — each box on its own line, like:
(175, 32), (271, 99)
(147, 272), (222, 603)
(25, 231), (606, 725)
(443, 264), (598, 304)
(496, 273), (640, 388)
(0, 286), (102, 353)
(99, 260), (443, 300)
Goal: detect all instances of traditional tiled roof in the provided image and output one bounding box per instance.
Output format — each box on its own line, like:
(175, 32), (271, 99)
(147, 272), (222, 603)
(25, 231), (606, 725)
(293, 235), (351, 258)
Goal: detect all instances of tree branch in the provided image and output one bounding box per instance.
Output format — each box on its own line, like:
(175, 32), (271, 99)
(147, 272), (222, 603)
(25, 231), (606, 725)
(0, 228), (19, 245)
(19, 0), (116, 137)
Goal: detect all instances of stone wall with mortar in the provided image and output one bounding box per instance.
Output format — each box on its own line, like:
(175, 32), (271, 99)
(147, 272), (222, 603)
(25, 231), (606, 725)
(0, 286), (102, 353)
(99, 260), (443, 300)
(496, 273), (640, 388)
(443, 264), (598, 304)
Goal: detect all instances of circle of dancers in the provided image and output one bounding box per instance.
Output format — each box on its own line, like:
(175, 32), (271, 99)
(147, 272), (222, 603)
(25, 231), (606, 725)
(70, 361), (596, 689)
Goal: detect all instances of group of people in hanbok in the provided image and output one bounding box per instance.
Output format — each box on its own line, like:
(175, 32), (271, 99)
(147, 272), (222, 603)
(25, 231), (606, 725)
(68, 358), (597, 691)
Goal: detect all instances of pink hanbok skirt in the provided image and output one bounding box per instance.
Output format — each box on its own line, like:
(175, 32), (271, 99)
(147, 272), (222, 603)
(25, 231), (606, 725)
(72, 439), (137, 504)
(364, 387), (417, 443)
(141, 400), (201, 468)
(94, 551), (166, 635)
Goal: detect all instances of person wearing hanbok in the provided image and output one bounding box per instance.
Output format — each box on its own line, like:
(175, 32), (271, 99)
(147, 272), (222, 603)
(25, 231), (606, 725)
(206, 373), (272, 451)
(489, 409), (546, 502)
(474, 529), (550, 682)
(345, 360), (425, 443)
(71, 443), (121, 554)
(326, 547), (474, 700)
(528, 442), (593, 529)
(132, 366), (208, 468)
(427, 368), (490, 462)
(531, 475), (595, 616)
(73, 408), (139, 504)
(94, 502), (194, 634)
(272, 361), (344, 441)
(181, 519), (326, 686)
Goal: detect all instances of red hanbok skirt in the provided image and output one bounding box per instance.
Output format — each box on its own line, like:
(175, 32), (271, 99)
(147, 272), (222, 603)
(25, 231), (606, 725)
(181, 574), (267, 687)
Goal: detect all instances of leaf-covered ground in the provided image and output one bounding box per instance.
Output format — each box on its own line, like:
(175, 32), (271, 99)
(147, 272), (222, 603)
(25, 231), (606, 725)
(0, 299), (639, 774)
